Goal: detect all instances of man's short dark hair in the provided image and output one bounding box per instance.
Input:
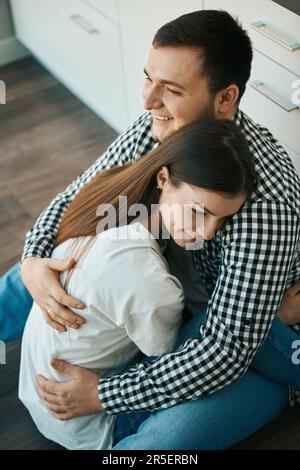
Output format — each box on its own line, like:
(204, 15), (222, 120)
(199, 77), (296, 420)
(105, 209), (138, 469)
(153, 10), (253, 101)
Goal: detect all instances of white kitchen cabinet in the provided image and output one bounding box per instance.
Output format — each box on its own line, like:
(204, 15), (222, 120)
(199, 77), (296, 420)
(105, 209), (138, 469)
(57, 0), (127, 131)
(119, 0), (204, 124)
(10, 0), (64, 73)
(10, 0), (127, 132)
(82, 0), (119, 23)
(203, 0), (300, 77)
(242, 50), (300, 154)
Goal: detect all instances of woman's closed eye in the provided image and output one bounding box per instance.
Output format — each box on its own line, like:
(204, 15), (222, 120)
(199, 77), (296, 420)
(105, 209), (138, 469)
(192, 208), (206, 216)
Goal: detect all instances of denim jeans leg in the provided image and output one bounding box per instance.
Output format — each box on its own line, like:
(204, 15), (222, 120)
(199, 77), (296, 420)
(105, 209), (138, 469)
(250, 315), (300, 388)
(112, 308), (295, 449)
(112, 309), (207, 447)
(0, 262), (33, 342)
(112, 367), (288, 450)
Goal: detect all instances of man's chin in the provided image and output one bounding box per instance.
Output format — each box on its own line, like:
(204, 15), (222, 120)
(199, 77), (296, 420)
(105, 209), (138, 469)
(151, 124), (172, 143)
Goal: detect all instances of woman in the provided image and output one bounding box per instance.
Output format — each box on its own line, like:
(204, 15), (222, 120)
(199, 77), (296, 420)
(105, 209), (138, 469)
(19, 119), (258, 449)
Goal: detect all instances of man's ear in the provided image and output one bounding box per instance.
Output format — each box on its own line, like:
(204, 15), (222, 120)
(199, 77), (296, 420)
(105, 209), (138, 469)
(215, 84), (240, 117)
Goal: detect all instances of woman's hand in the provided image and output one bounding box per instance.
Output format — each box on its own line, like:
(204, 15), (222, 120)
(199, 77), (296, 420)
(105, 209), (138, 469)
(37, 359), (103, 420)
(20, 257), (86, 332)
(277, 280), (300, 326)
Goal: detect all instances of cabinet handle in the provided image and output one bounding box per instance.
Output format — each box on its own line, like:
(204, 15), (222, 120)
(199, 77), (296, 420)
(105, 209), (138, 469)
(250, 80), (298, 112)
(251, 21), (300, 52)
(70, 14), (98, 34)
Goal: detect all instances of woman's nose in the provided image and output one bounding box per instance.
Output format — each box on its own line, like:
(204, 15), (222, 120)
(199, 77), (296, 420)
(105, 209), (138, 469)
(203, 220), (218, 241)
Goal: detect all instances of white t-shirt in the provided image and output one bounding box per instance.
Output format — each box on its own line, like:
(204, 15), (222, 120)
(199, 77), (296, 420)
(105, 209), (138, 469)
(19, 222), (184, 450)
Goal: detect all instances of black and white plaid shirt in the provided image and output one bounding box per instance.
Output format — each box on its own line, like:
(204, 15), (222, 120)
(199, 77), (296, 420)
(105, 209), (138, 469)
(22, 109), (300, 412)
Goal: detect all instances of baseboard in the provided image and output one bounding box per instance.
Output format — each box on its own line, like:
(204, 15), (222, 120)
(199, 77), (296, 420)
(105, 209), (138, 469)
(0, 36), (30, 67)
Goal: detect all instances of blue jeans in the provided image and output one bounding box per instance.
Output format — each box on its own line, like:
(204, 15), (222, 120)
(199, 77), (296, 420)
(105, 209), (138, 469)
(1, 262), (299, 449)
(112, 311), (300, 449)
(0, 263), (33, 342)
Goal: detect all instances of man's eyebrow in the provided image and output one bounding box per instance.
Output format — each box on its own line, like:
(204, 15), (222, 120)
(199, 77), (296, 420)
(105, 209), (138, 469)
(143, 68), (187, 91)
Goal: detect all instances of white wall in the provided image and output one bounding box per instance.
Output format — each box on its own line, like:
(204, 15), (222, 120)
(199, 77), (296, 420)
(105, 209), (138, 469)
(0, 0), (28, 66)
(0, 0), (14, 40)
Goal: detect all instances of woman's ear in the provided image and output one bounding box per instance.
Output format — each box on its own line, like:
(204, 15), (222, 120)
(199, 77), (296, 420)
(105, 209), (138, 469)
(215, 84), (240, 117)
(156, 166), (170, 190)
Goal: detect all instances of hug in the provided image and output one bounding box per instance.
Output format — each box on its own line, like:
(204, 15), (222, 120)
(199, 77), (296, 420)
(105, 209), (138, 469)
(1, 9), (300, 450)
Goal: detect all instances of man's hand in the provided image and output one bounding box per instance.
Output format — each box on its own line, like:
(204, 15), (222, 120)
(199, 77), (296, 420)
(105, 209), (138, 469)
(37, 359), (103, 420)
(21, 257), (86, 332)
(278, 280), (300, 326)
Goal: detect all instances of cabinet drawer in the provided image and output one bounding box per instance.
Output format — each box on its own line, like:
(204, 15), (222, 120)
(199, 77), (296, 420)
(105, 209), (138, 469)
(58, 0), (127, 131)
(241, 50), (300, 154)
(82, 0), (119, 23)
(204, 0), (300, 77)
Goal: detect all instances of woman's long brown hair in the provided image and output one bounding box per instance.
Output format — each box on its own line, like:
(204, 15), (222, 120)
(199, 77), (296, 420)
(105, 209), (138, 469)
(56, 119), (258, 246)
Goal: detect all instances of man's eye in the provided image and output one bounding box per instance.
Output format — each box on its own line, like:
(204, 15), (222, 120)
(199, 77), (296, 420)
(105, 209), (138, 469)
(167, 88), (181, 95)
(144, 75), (151, 81)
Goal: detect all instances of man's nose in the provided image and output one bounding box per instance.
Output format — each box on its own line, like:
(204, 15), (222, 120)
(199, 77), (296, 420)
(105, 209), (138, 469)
(143, 86), (163, 110)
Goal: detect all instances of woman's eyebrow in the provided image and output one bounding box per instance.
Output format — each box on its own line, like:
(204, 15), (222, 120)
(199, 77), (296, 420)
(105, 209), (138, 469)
(143, 67), (187, 91)
(195, 204), (236, 218)
(192, 202), (215, 216)
(203, 206), (215, 215)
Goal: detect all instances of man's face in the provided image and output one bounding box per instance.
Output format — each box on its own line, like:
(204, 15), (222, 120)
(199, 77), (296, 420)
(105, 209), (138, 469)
(143, 45), (216, 142)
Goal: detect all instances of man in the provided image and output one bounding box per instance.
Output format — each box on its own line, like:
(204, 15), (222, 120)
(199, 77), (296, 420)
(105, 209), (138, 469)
(1, 10), (300, 449)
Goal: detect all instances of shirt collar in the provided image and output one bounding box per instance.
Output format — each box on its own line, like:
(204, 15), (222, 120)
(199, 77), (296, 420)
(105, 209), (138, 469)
(233, 108), (243, 127)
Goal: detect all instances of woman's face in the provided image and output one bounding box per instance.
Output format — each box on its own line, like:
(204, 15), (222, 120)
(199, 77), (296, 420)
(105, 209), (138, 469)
(157, 167), (246, 249)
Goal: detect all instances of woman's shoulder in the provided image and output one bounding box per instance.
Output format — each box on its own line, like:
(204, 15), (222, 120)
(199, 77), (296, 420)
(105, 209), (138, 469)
(90, 225), (184, 310)
(51, 236), (89, 261)
(96, 223), (166, 274)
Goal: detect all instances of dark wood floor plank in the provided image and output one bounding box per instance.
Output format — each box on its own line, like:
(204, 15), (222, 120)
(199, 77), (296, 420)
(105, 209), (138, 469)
(1, 389), (63, 450)
(0, 57), (60, 104)
(0, 57), (116, 275)
(0, 57), (117, 450)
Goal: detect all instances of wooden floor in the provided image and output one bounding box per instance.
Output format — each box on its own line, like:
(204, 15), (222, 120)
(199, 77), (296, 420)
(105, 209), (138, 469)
(0, 57), (117, 450)
(0, 57), (299, 450)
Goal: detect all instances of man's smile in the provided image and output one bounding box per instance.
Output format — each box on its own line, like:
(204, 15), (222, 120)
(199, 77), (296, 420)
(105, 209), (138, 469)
(152, 114), (174, 122)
